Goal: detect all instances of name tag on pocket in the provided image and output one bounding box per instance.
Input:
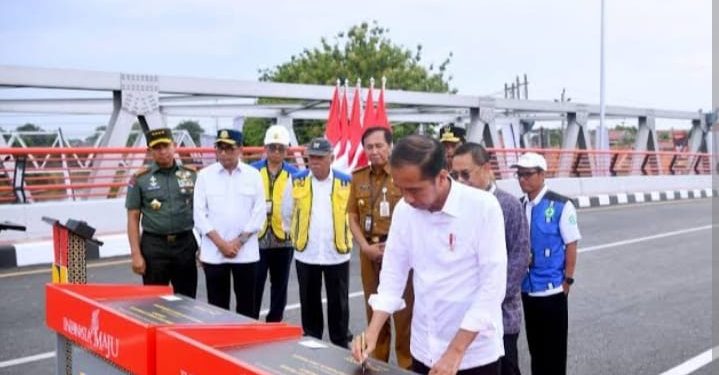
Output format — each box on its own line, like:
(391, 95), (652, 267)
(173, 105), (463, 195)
(379, 201), (390, 217)
(364, 216), (373, 232)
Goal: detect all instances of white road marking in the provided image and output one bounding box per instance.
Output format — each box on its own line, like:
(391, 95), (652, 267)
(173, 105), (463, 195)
(0, 259), (130, 278)
(658, 346), (715, 375)
(0, 351), (55, 368)
(0, 291), (368, 368)
(259, 290), (365, 316)
(580, 225), (714, 253)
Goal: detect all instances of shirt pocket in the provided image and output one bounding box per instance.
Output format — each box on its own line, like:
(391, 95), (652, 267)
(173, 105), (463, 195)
(205, 186), (226, 210)
(352, 189), (371, 216)
(142, 188), (165, 203)
(236, 186), (259, 210)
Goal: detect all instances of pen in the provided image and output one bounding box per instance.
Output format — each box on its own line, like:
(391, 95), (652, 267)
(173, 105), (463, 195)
(360, 332), (367, 374)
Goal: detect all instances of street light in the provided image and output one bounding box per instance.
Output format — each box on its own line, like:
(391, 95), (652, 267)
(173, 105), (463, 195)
(599, 0), (607, 175)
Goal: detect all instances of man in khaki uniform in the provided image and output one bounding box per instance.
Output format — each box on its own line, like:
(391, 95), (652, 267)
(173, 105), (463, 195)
(348, 126), (413, 369)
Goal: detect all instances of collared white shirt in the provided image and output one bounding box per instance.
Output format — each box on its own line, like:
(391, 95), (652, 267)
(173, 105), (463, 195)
(282, 170), (351, 265)
(523, 185), (582, 296)
(369, 181), (507, 369)
(194, 161), (266, 264)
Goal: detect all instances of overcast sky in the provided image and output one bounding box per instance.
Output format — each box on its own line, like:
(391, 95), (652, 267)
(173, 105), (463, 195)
(0, 0), (711, 134)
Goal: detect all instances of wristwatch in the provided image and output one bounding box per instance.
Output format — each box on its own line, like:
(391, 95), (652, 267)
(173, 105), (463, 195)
(565, 276), (575, 285)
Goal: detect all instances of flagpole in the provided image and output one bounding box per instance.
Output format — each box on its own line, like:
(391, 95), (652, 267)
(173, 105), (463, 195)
(599, 0), (607, 175)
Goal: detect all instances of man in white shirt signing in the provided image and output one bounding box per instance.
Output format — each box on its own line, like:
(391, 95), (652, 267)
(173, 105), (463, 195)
(193, 129), (266, 318)
(352, 135), (508, 375)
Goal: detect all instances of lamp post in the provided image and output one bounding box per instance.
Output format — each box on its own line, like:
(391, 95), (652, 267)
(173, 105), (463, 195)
(599, 0), (607, 175)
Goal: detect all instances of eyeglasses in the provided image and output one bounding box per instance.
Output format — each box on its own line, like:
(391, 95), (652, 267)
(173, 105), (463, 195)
(266, 144), (287, 152)
(449, 168), (475, 181)
(215, 145), (237, 154)
(515, 170), (540, 179)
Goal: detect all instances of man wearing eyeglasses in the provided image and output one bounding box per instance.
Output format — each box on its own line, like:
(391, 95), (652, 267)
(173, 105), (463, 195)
(251, 125), (298, 322)
(193, 129), (266, 318)
(512, 152), (581, 375)
(451, 143), (530, 375)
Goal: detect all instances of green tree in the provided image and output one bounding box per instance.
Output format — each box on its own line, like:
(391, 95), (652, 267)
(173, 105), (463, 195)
(254, 21), (455, 145)
(613, 123), (638, 147)
(15, 123), (55, 147)
(175, 120), (204, 145)
(127, 122), (142, 146)
(84, 125), (107, 146)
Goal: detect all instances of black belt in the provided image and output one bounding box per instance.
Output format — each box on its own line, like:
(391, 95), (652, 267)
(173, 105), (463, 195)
(143, 230), (192, 243)
(365, 234), (388, 244)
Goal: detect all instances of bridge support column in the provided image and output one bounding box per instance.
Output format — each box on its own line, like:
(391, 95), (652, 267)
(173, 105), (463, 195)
(557, 112), (591, 177)
(467, 107), (507, 177)
(276, 116), (298, 146)
(632, 116), (662, 175)
(277, 116), (305, 168)
(686, 117), (709, 174)
(89, 74), (161, 199)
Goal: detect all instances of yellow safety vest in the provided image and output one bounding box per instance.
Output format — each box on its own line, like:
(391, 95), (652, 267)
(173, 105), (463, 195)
(256, 161), (296, 241)
(290, 170), (352, 253)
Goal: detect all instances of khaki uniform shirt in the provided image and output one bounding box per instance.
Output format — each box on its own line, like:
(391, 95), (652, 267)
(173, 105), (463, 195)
(347, 164), (403, 243)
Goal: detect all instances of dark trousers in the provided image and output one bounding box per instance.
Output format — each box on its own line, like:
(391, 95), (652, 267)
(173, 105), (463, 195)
(500, 333), (521, 375)
(522, 293), (568, 375)
(295, 260), (351, 348)
(255, 247), (294, 322)
(203, 262), (258, 319)
(412, 357), (500, 375)
(140, 231), (198, 298)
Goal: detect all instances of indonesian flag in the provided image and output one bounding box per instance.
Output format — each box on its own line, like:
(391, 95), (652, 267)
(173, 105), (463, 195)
(332, 84), (351, 171)
(350, 82), (377, 170)
(374, 82), (389, 129)
(324, 84), (341, 148)
(347, 84), (364, 168)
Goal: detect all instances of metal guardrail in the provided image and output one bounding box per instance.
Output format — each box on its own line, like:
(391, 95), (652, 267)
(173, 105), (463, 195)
(0, 146), (711, 204)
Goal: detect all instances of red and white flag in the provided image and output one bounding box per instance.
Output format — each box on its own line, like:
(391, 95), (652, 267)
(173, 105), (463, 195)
(347, 83), (365, 170)
(332, 82), (351, 171)
(324, 83), (341, 148)
(374, 77), (390, 129)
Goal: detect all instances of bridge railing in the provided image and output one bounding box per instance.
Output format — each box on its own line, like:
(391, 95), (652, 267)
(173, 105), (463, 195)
(0, 146), (711, 204)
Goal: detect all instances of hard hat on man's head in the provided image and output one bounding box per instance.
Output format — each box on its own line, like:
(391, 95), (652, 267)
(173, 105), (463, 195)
(264, 125), (291, 146)
(511, 152), (548, 171)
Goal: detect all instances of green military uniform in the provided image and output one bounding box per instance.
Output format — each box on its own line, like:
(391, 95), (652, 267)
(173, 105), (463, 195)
(125, 128), (198, 297)
(347, 163), (414, 368)
(126, 162), (196, 234)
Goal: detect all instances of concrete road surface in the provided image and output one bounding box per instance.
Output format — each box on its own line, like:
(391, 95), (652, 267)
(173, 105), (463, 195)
(0, 198), (713, 374)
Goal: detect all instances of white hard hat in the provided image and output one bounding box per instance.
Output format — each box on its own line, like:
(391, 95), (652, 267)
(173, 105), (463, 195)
(511, 152), (547, 171)
(264, 125), (290, 146)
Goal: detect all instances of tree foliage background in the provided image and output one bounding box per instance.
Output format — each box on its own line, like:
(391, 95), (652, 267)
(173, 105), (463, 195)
(175, 120), (204, 145)
(243, 21), (455, 146)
